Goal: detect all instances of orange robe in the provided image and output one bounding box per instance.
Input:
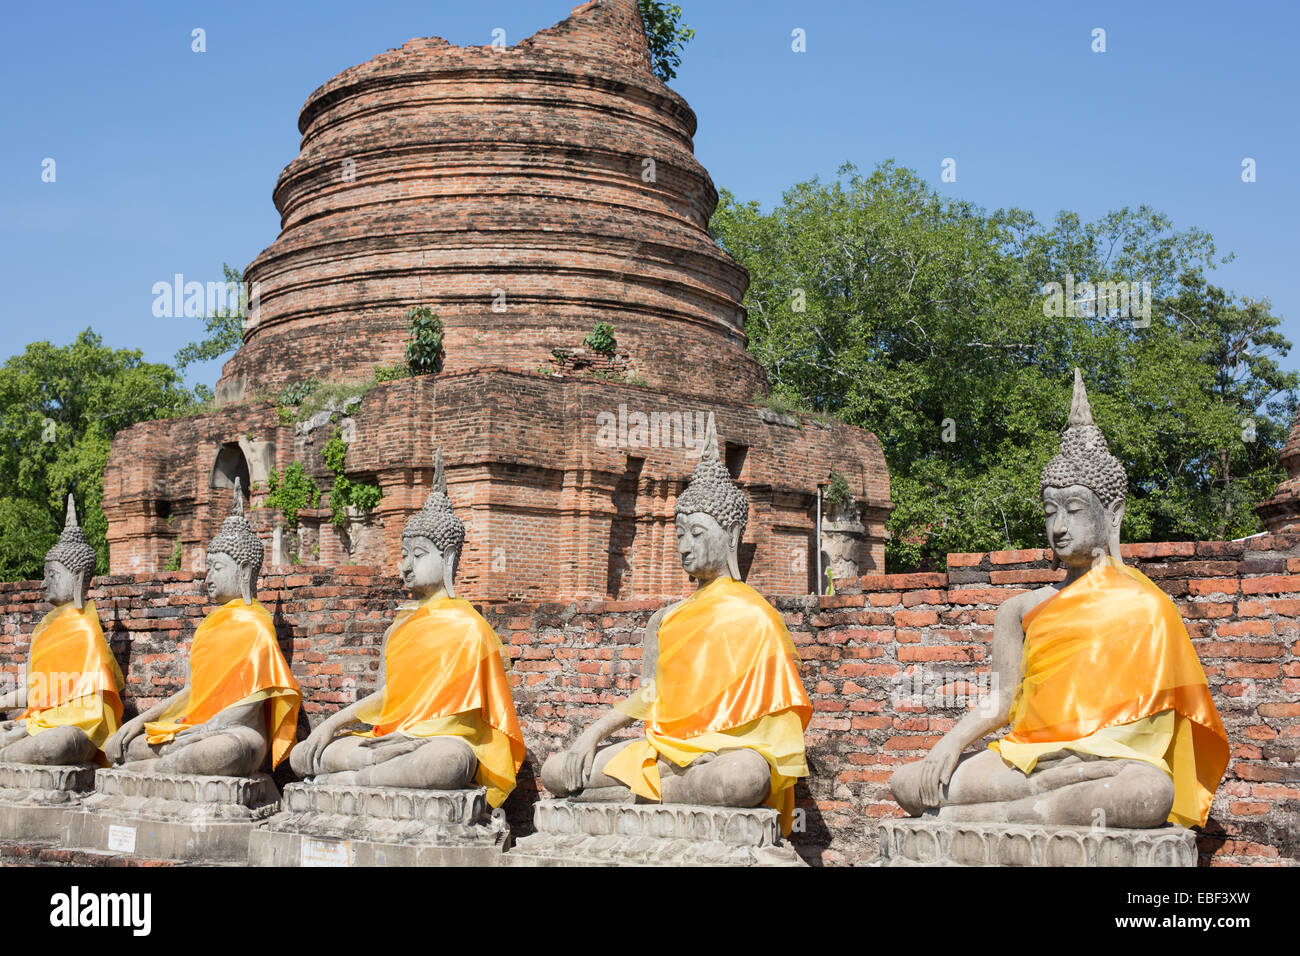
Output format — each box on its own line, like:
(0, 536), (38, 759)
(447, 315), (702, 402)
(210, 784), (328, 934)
(354, 596), (525, 808)
(145, 599), (301, 769)
(990, 557), (1229, 827)
(605, 576), (812, 834)
(20, 601), (124, 756)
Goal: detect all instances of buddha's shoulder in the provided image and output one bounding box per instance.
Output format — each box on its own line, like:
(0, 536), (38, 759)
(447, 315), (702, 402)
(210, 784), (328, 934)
(717, 581), (784, 626)
(998, 585), (1060, 623)
(438, 599), (499, 637)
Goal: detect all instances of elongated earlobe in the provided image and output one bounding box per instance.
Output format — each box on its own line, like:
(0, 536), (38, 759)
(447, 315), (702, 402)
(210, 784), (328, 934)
(726, 527), (742, 581)
(241, 572), (254, 605)
(443, 550), (458, 599)
(1108, 502), (1125, 563)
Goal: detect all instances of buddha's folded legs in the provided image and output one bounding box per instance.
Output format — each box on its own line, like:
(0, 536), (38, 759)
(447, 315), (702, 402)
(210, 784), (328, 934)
(0, 724), (96, 766)
(315, 734), (477, 789)
(660, 748), (770, 808)
(121, 724), (268, 777)
(892, 748), (1175, 827)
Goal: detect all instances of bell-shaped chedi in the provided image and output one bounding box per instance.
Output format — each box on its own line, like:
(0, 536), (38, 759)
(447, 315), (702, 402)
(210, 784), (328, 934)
(218, 0), (759, 404)
(1257, 405), (1300, 532)
(102, 0), (892, 601)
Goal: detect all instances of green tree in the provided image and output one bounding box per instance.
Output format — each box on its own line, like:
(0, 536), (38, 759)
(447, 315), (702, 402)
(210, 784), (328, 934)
(709, 161), (1296, 570)
(174, 262), (246, 396)
(0, 330), (200, 580)
(639, 0), (694, 82)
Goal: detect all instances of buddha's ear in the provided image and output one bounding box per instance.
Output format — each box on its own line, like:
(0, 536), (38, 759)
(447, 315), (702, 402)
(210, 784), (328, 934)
(73, 571), (88, 611)
(1107, 499), (1125, 562)
(241, 567), (255, 605)
(726, 526), (742, 581)
(443, 548), (458, 599)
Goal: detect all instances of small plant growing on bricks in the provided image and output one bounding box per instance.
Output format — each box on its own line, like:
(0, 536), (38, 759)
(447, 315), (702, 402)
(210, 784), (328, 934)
(323, 428), (383, 528)
(276, 378), (319, 407)
(263, 462), (320, 528)
(164, 537), (182, 571)
(826, 470), (853, 507)
(373, 363), (410, 383)
(583, 321), (617, 355)
(404, 307), (444, 375)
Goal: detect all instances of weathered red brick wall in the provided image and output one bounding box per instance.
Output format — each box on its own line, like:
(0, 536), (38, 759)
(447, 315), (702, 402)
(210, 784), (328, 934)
(104, 371), (891, 599)
(3, 533), (1295, 866)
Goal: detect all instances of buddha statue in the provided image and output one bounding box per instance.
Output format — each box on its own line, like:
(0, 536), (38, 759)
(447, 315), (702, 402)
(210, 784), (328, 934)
(0, 496), (124, 766)
(541, 414), (812, 834)
(104, 481), (301, 776)
(890, 370), (1229, 829)
(289, 450), (525, 809)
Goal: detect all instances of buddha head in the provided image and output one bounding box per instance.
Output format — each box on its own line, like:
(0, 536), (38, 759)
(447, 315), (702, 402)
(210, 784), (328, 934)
(401, 449), (465, 599)
(1040, 369), (1127, 570)
(205, 479), (264, 605)
(675, 413), (749, 583)
(44, 495), (97, 610)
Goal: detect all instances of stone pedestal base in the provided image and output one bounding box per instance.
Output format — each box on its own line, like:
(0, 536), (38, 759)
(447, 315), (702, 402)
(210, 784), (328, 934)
(876, 817), (1199, 866)
(510, 799), (806, 866)
(248, 783), (509, 867)
(65, 769), (280, 863)
(0, 763), (97, 842)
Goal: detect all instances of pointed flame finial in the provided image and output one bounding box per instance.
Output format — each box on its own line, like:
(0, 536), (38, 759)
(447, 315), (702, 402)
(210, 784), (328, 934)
(701, 411), (720, 461)
(232, 477), (245, 517)
(1067, 367), (1095, 428)
(64, 493), (78, 530)
(433, 447), (447, 495)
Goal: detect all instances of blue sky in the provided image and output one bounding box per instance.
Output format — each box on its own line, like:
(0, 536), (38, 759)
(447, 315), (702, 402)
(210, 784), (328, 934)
(2, 0), (1297, 393)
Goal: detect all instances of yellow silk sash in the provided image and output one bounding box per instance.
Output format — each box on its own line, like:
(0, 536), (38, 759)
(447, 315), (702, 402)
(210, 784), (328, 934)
(990, 558), (1228, 827)
(354, 597), (524, 807)
(605, 576), (812, 833)
(145, 600), (301, 769)
(21, 601), (124, 752)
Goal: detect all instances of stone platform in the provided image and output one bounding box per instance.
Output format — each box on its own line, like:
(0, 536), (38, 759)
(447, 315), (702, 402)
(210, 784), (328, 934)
(247, 783), (509, 867)
(0, 763), (98, 842)
(509, 799), (806, 866)
(64, 769), (280, 864)
(876, 817), (1199, 867)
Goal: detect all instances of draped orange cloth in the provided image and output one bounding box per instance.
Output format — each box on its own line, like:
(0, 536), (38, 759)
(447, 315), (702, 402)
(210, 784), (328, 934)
(20, 601), (124, 753)
(145, 599), (300, 769)
(605, 576), (812, 834)
(354, 596), (525, 807)
(990, 558), (1229, 827)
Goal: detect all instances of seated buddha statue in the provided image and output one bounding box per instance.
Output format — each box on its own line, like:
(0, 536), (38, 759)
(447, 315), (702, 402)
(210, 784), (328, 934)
(290, 450), (525, 810)
(541, 414), (812, 834)
(0, 497), (124, 766)
(890, 370), (1229, 829)
(104, 481), (301, 776)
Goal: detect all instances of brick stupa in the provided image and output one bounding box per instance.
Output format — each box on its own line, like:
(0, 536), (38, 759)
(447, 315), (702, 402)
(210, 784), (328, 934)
(103, 0), (892, 601)
(1257, 405), (1300, 532)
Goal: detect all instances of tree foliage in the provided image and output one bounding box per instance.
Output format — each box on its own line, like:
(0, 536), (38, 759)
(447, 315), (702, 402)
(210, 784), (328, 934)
(709, 161), (1298, 570)
(639, 0), (694, 82)
(404, 307), (444, 376)
(0, 330), (200, 580)
(174, 263), (246, 379)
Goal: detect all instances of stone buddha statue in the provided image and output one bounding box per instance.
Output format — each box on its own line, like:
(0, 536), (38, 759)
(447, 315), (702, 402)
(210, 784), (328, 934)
(104, 481), (301, 776)
(290, 450), (525, 808)
(890, 370), (1229, 829)
(0, 496), (124, 766)
(541, 414), (812, 833)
